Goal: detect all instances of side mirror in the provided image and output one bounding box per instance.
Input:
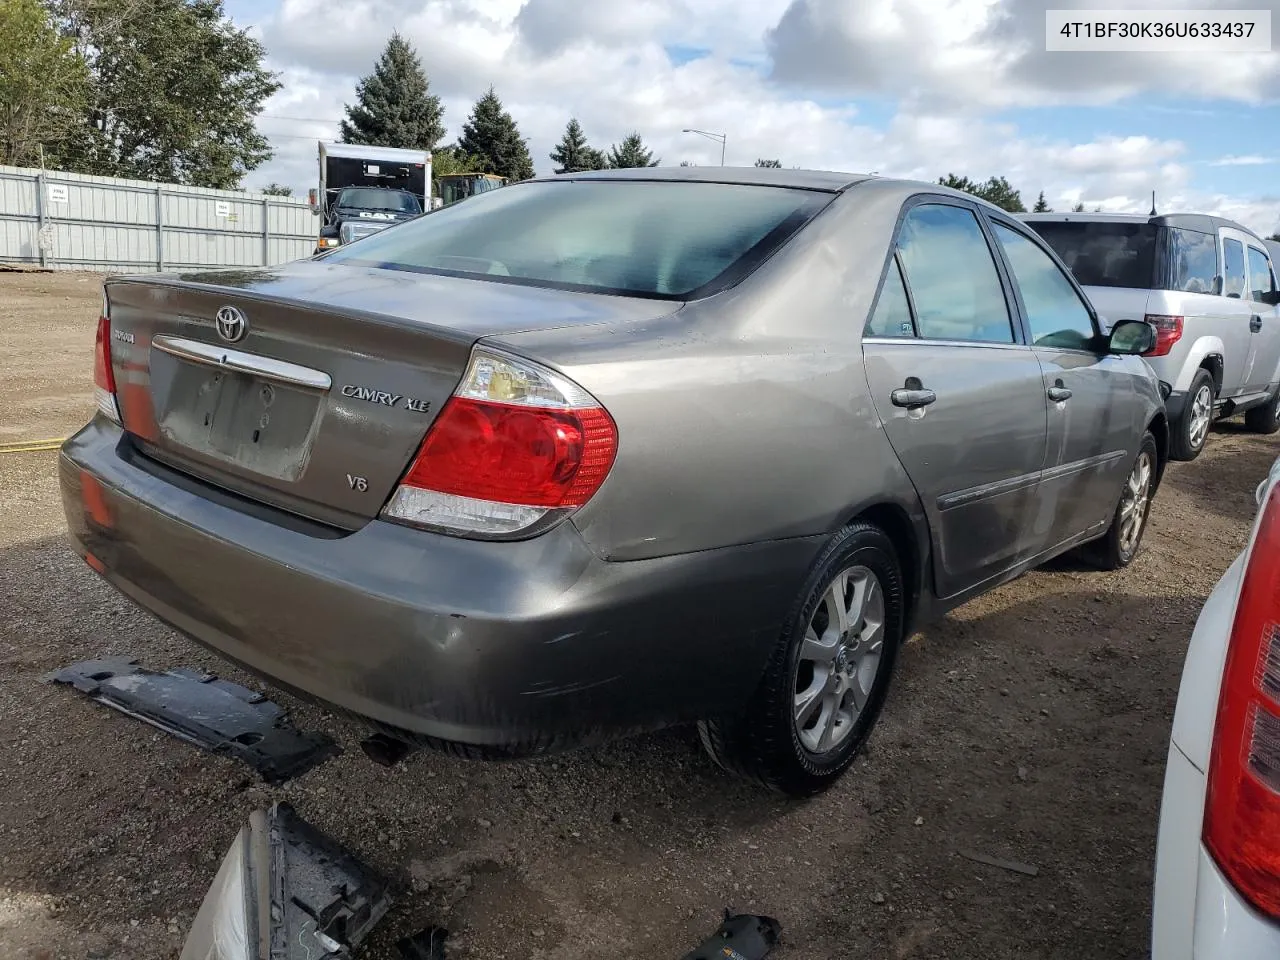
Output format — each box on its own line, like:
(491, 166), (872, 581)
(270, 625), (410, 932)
(1108, 318), (1156, 356)
(307, 188), (320, 216)
(1260, 289), (1280, 307)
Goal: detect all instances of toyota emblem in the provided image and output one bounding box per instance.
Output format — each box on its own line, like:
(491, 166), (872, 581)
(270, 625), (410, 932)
(214, 305), (247, 343)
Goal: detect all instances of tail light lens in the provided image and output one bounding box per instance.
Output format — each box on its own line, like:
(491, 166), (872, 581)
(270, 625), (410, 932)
(1203, 483), (1280, 919)
(381, 349), (618, 538)
(1143, 314), (1184, 357)
(93, 304), (121, 423)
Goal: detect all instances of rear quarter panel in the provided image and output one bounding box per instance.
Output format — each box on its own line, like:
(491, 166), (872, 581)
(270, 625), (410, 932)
(1149, 289), (1238, 395)
(493, 182), (924, 562)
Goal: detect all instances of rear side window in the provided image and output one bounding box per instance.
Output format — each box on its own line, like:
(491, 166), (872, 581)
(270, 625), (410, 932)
(865, 259), (915, 338)
(322, 179), (830, 300)
(1247, 246), (1276, 301)
(896, 204), (1013, 343)
(992, 223), (1096, 350)
(1167, 228), (1219, 294)
(1223, 238), (1246, 298)
(1025, 220), (1156, 289)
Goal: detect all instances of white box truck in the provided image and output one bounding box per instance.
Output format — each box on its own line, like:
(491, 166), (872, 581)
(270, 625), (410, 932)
(308, 142), (432, 255)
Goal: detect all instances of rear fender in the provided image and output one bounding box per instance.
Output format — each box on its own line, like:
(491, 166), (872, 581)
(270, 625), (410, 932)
(828, 491), (933, 638)
(1171, 336), (1226, 394)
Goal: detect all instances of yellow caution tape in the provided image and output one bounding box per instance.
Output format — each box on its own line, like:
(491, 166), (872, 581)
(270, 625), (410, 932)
(0, 438), (66, 454)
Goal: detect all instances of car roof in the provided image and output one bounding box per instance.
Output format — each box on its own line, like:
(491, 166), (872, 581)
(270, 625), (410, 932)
(1021, 210), (1262, 240)
(538, 166), (874, 192)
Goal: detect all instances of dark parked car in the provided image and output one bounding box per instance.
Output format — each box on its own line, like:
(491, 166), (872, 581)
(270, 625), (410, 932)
(62, 168), (1167, 795)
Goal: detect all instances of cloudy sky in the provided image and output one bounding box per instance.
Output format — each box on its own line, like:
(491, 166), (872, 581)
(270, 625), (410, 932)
(224, 0), (1280, 234)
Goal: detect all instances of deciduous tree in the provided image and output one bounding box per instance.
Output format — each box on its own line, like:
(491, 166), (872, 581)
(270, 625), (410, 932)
(0, 0), (88, 167)
(754, 158), (782, 168)
(52, 0), (279, 188)
(938, 173), (1026, 213)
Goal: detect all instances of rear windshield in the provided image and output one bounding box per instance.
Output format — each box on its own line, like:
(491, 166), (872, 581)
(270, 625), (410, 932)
(1024, 221), (1157, 289)
(322, 179), (831, 299)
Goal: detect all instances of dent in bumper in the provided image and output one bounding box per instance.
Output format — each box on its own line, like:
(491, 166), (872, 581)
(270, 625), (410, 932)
(59, 420), (820, 753)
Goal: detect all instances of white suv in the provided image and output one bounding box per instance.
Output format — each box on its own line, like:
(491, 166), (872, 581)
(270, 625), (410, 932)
(1150, 454), (1280, 959)
(1022, 213), (1280, 460)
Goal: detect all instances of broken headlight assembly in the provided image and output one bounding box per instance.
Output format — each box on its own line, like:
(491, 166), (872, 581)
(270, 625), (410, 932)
(181, 803), (391, 960)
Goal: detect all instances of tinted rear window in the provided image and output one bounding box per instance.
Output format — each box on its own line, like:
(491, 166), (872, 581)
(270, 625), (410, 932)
(1167, 227), (1219, 294)
(322, 180), (830, 299)
(1024, 221), (1157, 289)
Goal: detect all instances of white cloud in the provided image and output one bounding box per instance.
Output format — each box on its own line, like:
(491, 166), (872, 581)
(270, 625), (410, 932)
(1211, 155), (1276, 166)
(237, 0), (1280, 236)
(767, 0), (1280, 108)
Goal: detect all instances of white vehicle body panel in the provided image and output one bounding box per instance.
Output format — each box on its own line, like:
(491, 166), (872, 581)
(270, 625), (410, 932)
(1151, 457), (1280, 959)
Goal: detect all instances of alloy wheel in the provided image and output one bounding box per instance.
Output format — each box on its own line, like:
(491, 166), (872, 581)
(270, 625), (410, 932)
(1189, 384), (1213, 450)
(793, 565), (886, 755)
(1119, 450), (1153, 557)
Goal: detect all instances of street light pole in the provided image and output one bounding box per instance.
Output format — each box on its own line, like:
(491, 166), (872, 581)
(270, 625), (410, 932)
(682, 128), (727, 166)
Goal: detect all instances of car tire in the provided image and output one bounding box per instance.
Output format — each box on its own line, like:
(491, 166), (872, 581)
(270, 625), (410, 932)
(1090, 431), (1159, 571)
(1244, 388), (1280, 435)
(1171, 368), (1215, 461)
(698, 522), (905, 797)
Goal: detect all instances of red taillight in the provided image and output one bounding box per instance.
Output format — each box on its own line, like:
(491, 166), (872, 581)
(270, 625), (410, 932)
(1203, 484), (1280, 919)
(93, 311), (121, 423)
(382, 349), (618, 538)
(1143, 314), (1183, 357)
(94, 314), (115, 392)
(402, 398), (616, 508)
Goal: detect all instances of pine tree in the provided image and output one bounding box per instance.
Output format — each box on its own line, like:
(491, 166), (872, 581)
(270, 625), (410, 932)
(1071, 201), (1086, 212)
(754, 158), (782, 168)
(456, 87), (535, 181)
(608, 132), (658, 169)
(339, 33), (444, 150)
(549, 118), (606, 174)
(1033, 191), (1051, 213)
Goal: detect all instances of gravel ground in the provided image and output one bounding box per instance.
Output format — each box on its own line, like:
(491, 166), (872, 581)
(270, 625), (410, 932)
(1, 270), (1276, 960)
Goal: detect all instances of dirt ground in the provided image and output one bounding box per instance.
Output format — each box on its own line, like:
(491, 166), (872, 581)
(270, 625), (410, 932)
(0, 269), (1275, 960)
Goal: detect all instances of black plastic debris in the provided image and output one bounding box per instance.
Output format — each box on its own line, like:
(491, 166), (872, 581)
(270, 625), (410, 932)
(44, 656), (338, 783)
(680, 911), (782, 960)
(396, 926), (449, 960)
(181, 801), (393, 960)
(360, 731), (419, 767)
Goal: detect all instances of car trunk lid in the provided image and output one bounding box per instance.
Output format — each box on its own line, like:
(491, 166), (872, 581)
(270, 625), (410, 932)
(104, 260), (675, 529)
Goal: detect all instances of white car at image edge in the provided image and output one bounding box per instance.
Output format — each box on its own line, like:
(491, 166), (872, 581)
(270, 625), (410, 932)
(1152, 453), (1280, 958)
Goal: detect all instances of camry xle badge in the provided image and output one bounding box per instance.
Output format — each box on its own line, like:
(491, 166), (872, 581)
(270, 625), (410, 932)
(341, 384), (431, 413)
(214, 305), (248, 343)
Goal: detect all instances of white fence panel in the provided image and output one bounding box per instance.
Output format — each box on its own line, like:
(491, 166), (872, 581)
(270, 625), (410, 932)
(0, 165), (316, 272)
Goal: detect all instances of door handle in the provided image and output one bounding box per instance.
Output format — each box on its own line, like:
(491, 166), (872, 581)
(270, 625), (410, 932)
(1251, 314), (1263, 332)
(890, 388), (937, 409)
(1047, 385), (1073, 402)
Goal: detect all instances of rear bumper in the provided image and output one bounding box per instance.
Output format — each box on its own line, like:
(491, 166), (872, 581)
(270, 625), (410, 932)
(1152, 744), (1280, 959)
(60, 419), (820, 753)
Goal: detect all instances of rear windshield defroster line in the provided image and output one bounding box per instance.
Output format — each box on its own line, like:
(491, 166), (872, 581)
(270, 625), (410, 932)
(324, 179), (835, 302)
